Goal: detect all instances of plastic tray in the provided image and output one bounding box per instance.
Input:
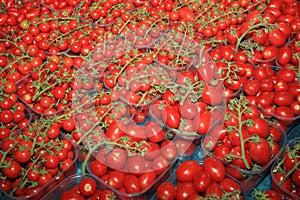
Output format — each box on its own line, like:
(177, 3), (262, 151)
(87, 156), (176, 200)
(270, 137), (300, 200)
(41, 173), (114, 200)
(201, 123), (287, 193)
(0, 134), (78, 200)
(151, 162), (245, 200)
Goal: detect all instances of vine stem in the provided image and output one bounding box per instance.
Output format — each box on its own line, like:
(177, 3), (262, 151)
(76, 106), (113, 145)
(234, 22), (275, 53)
(236, 101), (251, 170)
(280, 159), (300, 185)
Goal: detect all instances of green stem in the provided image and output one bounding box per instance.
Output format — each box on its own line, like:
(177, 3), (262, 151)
(236, 103), (251, 170)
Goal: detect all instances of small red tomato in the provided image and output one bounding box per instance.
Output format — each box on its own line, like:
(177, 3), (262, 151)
(156, 182), (176, 200)
(203, 157), (226, 183)
(79, 177), (97, 197)
(176, 160), (202, 182)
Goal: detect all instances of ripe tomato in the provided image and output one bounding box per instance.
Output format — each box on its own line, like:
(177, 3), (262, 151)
(292, 170), (300, 187)
(203, 157), (225, 183)
(176, 182), (197, 200)
(264, 190), (282, 200)
(123, 174), (141, 194)
(205, 182), (223, 197)
(14, 149), (31, 163)
(106, 122), (126, 141)
(176, 160), (202, 182)
(79, 177), (97, 197)
(272, 172), (292, 191)
(219, 177), (241, 193)
(193, 170), (212, 192)
(139, 171), (156, 190)
(162, 106), (180, 129)
(161, 140), (178, 161)
(4, 161), (21, 179)
(107, 170), (126, 189)
(60, 191), (84, 200)
(145, 122), (165, 143)
(246, 118), (270, 138)
(277, 46), (292, 65)
(106, 148), (127, 170)
(267, 29), (286, 47)
(89, 160), (107, 178)
(126, 155), (145, 174)
(156, 182), (176, 200)
(248, 138), (271, 165)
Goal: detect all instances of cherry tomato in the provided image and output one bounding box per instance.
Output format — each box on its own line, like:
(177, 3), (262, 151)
(79, 177), (97, 197)
(176, 160), (202, 182)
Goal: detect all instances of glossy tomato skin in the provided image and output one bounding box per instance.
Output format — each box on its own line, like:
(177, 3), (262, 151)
(176, 182), (198, 200)
(156, 182), (176, 200)
(162, 106), (180, 128)
(79, 177), (97, 197)
(60, 191), (85, 200)
(203, 157), (225, 183)
(175, 160), (202, 182)
(248, 138), (271, 165)
(123, 174), (141, 194)
(193, 170), (212, 192)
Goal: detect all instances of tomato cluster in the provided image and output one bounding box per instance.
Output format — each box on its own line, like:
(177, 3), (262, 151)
(0, 118), (77, 199)
(0, 0), (299, 199)
(202, 94), (286, 191)
(271, 137), (300, 199)
(156, 158), (243, 200)
(59, 175), (116, 200)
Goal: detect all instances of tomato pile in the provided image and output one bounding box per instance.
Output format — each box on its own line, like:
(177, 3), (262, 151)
(0, 117), (78, 199)
(156, 158), (242, 200)
(60, 175), (116, 200)
(0, 0), (300, 199)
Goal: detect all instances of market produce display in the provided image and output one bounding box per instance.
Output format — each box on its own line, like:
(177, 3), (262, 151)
(0, 0), (299, 199)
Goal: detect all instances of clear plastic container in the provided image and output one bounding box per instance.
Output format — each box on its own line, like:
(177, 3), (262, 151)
(0, 102), (32, 141)
(201, 124), (287, 193)
(149, 101), (224, 142)
(258, 105), (300, 125)
(87, 155), (176, 200)
(104, 62), (176, 107)
(41, 173), (114, 200)
(270, 137), (300, 200)
(0, 134), (78, 200)
(16, 75), (71, 116)
(151, 163), (245, 200)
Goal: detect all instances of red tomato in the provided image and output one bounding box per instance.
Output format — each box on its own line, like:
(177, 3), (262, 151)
(219, 177), (241, 193)
(139, 171), (156, 190)
(162, 106), (180, 129)
(89, 160), (107, 178)
(156, 182), (176, 200)
(106, 148), (127, 170)
(193, 170), (212, 192)
(246, 118), (270, 138)
(123, 174), (141, 194)
(267, 29), (286, 47)
(203, 157), (226, 183)
(60, 191), (85, 200)
(107, 170), (126, 189)
(248, 138), (271, 165)
(176, 160), (202, 182)
(79, 177), (97, 197)
(264, 190), (282, 200)
(176, 182), (197, 200)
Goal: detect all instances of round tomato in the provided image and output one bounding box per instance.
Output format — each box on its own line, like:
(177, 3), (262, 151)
(79, 177), (97, 197)
(176, 160), (202, 182)
(156, 182), (176, 200)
